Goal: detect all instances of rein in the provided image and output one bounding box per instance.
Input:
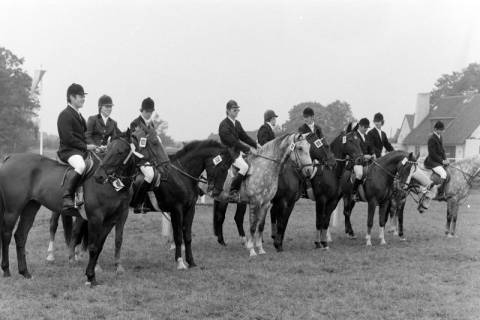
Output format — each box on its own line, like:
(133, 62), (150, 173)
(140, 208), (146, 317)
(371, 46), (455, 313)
(171, 160), (208, 184)
(448, 164), (480, 186)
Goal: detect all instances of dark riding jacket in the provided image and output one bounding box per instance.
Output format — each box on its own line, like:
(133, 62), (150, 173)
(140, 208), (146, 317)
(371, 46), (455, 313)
(257, 123), (275, 146)
(366, 128), (394, 158)
(424, 133), (446, 169)
(86, 114), (120, 146)
(57, 105), (88, 161)
(298, 123), (324, 139)
(353, 130), (374, 156)
(219, 117), (257, 155)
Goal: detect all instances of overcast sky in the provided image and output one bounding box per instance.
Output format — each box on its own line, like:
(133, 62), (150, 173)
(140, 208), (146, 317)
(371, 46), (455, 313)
(1, 0), (479, 141)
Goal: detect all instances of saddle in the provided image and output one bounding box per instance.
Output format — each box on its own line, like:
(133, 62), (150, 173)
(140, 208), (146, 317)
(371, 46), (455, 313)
(57, 154), (96, 212)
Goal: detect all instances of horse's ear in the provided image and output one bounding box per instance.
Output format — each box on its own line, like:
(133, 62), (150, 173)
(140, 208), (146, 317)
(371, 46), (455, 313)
(346, 122), (353, 133)
(125, 128), (132, 142)
(410, 151), (419, 161)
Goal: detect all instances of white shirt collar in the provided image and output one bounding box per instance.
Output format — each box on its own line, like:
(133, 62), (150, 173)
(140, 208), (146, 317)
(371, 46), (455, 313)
(101, 114), (109, 124)
(141, 115), (152, 126)
(357, 129), (365, 141)
(376, 127), (383, 140)
(68, 103), (81, 115)
(228, 116), (236, 125)
(267, 122), (275, 130)
(434, 132), (441, 139)
(308, 122), (315, 133)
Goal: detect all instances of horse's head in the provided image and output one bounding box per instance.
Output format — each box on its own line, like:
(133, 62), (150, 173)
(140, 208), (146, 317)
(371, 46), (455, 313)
(304, 133), (336, 169)
(332, 131), (363, 164)
(287, 133), (314, 178)
(131, 125), (170, 167)
(396, 152), (418, 191)
(94, 129), (143, 182)
(201, 143), (235, 197)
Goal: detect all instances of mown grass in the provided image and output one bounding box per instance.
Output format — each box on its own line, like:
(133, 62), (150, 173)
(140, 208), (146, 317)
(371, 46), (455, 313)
(0, 192), (479, 320)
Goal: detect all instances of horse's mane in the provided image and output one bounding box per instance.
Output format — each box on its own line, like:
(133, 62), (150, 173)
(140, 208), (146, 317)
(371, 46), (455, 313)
(377, 150), (409, 164)
(260, 133), (291, 155)
(170, 139), (224, 160)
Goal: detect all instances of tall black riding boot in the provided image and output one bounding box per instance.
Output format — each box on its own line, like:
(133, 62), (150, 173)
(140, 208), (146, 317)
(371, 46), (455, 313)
(228, 174), (244, 201)
(62, 171), (82, 215)
(131, 180), (152, 214)
(436, 178), (447, 200)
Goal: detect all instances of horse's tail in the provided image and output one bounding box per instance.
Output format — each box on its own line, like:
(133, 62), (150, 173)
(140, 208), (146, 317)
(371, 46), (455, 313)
(61, 214), (73, 247)
(80, 218), (88, 251)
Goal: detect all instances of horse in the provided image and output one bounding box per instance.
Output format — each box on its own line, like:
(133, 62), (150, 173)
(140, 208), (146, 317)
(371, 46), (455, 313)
(405, 156), (480, 237)
(337, 150), (418, 246)
(215, 133), (314, 257)
(0, 129), (155, 285)
(213, 133), (337, 250)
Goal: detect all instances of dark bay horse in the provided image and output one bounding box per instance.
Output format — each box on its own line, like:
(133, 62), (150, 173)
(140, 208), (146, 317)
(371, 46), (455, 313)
(337, 150), (418, 246)
(0, 129), (154, 285)
(214, 133), (313, 257)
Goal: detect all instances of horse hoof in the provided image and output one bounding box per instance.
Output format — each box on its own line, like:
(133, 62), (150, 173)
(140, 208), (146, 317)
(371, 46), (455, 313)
(326, 235), (332, 243)
(176, 258), (188, 270)
(393, 231), (399, 236)
(366, 240), (372, 246)
(217, 239), (227, 246)
(380, 239), (386, 245)
(314, 241), (321, 249)
(347, 234), (357, 239)
(321, 246), (330, 251)
(249, 249), (257, 257)
(46, 254), (55, 262)
(258, 248), (266, 255)
(116, 265), (125, 275)
(399, 237), (406, 241)
(3, 270), (11, 278)
(275, 245), (283, 252)
(94, 264), (103, 273)
(85, 279), (99, 287)
(188, 262), (197, 268)
(20, 271), (32, 279)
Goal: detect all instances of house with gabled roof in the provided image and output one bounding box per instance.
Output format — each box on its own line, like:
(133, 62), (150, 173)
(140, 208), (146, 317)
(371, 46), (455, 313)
(399, 93), (480, 159)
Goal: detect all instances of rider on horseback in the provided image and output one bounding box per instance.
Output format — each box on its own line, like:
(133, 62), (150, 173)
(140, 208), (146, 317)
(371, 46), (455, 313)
(298, 107), (324, 139)
(86, 95), (120, 151)
(129, 97), (169, 214)
(257, 109), (278, 146)
(219, 100), (260, 199)
(57, 83), (96, 215)
(424, 121), (449, 199)
(367, 113), (394, 158)
(351, 118), (375, 201)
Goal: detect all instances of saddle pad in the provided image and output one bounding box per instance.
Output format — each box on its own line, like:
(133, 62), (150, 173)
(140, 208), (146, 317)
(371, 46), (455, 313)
(57, 154), (95, 178)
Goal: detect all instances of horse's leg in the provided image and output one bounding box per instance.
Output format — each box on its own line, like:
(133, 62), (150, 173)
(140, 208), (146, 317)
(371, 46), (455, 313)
(2, 211), (21, 277)
(343, 196), (356, 238)
(14, 202), (41, 278)
(319, 198), (338, 249)
(397, 200), (406, 240)
(170, 206), (187, 269)
(114, 206), (129, 275)
(213, 200), (227, 246)
(85, 216), (114, 286)
(446, 200), (452, 236)
(269, 203), (277, 240)
(272, 200), (285, 251)
(256, 203), (270, 255)
(246, 205), (257, 257)
(183, 204), (197, 268)
(366, 199), (377, 246)
(47, 211), (61, 262)
(234, 203), (247, 245)
(315, 197), (328, 249)
(448, 200), (459, 238)
(378, 202), (388, 245)
(68, 218), (86, 263)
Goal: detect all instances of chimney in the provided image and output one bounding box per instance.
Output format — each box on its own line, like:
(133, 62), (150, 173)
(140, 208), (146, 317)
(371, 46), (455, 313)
(413, 93), (430, 128)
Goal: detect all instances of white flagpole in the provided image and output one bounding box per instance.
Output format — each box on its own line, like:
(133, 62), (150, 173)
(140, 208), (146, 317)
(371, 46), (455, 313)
(39, 79), (43, 155)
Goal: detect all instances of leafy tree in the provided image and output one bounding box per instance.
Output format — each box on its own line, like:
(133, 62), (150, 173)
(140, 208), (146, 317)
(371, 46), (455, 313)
(0, 47), (39, 155)
(282, 100), (355, 142)
(430, 62), (480, 106)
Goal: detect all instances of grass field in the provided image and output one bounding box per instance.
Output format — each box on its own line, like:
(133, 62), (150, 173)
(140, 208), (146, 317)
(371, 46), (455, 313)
(0, 192), (479, 320)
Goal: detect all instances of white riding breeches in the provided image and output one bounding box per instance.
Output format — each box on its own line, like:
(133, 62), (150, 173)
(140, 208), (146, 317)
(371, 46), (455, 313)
(432, 166), (447, 179)
(68, 155), (86, 175)
(353, 164), (363, 180)
(411, 169), (431, 187)
(140, 165), (155, 183)
(233, 153), (249, 175)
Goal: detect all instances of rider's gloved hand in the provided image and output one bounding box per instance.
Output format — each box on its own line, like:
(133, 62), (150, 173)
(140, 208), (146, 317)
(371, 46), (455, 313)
(249, 147), (258, 156)
(443, 159), (450, 165)
(87, 144), (97, 151)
